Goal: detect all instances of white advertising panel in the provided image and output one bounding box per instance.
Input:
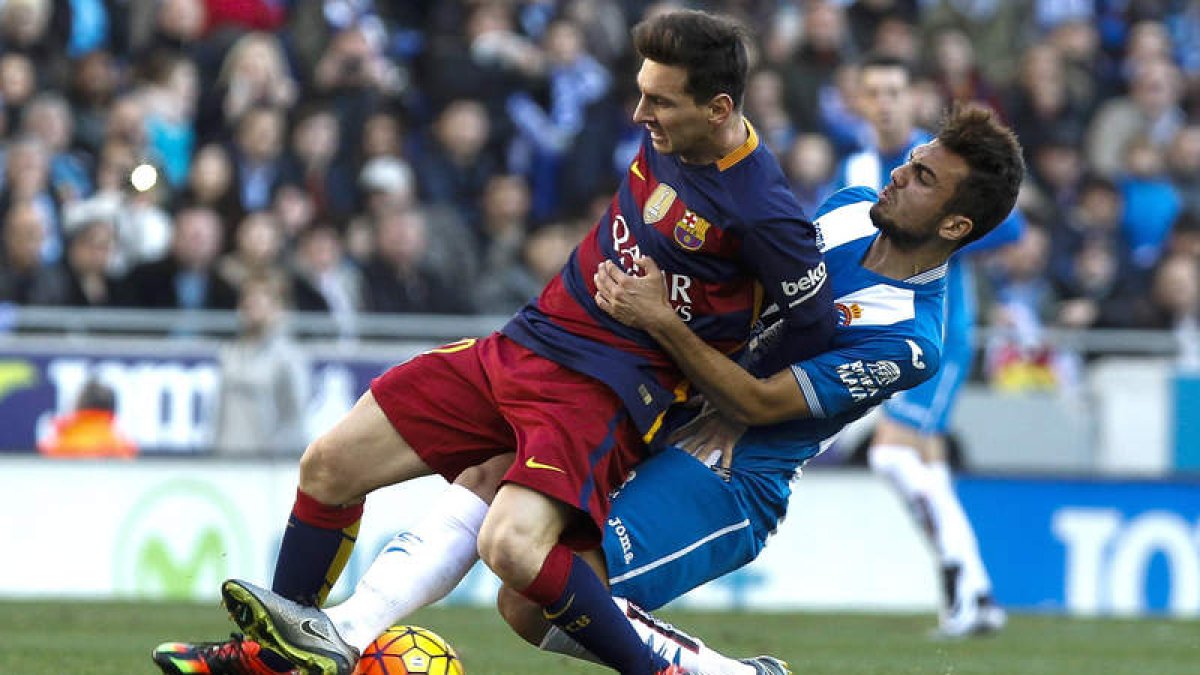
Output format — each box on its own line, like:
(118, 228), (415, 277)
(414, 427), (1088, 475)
(0, 458), (938, 611)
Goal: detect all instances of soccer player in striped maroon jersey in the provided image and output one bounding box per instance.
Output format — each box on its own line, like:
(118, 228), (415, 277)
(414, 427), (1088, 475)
(159, 10), (833, 675)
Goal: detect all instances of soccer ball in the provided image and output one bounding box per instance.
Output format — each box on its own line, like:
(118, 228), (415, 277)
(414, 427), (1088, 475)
(353, 625), (464, 675)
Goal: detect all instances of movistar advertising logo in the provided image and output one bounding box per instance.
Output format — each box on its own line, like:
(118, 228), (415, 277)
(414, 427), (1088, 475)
(114, 479), (252, 600)
(0, 360), (37, 401)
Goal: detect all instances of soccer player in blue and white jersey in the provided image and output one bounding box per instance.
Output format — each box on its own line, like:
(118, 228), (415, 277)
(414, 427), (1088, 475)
(168, 104), (1023, 675)
(843, 54), (1025, 637)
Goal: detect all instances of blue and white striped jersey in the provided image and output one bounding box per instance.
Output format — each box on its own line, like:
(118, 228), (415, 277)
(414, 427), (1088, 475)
(837, 133), (1024, 383)
(725, 186), (946, 531)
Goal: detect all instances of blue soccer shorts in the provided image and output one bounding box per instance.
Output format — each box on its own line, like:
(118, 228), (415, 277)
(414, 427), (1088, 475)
(602, 446), (764, 610)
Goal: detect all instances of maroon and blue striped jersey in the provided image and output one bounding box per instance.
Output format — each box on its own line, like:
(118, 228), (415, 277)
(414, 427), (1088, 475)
(502, 124), (835, 441)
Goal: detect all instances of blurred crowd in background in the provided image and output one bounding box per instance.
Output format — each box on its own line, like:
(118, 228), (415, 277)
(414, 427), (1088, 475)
(0, 0), (1198, 367)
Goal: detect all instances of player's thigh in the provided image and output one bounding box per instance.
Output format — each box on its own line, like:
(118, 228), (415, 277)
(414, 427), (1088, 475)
(604, 447), (760, 611)
(452, 452), (515, 505)
(301, 389), (435, 502)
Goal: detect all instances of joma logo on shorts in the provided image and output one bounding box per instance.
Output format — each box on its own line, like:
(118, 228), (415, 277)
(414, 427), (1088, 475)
(608, 516), (635, 564)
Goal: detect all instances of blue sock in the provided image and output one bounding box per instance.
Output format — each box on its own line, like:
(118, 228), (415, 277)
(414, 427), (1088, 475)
(270, 489), (361, 606)
(524, 544), (668, 674)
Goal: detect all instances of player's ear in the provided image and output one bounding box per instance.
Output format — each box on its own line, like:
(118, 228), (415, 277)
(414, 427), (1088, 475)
(707, 93), (735, 125)
(941, 214), (973, 244)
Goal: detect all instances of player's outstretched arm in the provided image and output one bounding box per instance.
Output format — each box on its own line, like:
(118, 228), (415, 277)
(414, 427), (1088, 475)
(594, 257), (809, 426)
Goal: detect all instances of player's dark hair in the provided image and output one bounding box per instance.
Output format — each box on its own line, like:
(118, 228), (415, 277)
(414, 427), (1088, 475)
(936, 103), (1025, 249)
(632, 10), (749, 108)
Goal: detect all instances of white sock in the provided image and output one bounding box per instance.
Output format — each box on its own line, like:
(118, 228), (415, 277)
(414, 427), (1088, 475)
(540, 598), (754, 675)
(926, 461), (991, 593)
(324, 484), (487, 653)
(868, 443), (936, 544)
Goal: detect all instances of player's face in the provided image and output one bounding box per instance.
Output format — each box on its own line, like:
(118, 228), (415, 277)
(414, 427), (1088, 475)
(870, 141), (970, 247)
(632, 59), (716, 162)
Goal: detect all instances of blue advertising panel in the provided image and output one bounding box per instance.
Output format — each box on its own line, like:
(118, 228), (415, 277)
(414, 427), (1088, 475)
(960, 476), (1200, 616)
(0, 345), (418, 453)
(0, 352), (223, 452)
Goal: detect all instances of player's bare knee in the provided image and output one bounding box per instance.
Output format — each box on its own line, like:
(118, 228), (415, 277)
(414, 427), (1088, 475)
(496, 585), (550, 647)
(480, 486), (567, 587)
(476, 517), (525, 585)
(477, 513), (546, 588)
(453, 453), (513, 505)
(297, 435), (358, 504)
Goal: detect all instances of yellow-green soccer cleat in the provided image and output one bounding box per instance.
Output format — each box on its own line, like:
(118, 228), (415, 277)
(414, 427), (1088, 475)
(221, 579), (358, 675)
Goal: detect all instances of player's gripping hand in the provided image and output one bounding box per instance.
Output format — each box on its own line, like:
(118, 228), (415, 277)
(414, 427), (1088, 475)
(593, 256), (676, 331)
(668, 404), (746, 478)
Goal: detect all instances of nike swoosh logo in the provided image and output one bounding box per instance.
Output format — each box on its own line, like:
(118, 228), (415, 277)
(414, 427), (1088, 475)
(525, 457), (566, 473)
(630, 161), (644, 181)
(299, 619), (335, 645)
(543, 594), (575, 620)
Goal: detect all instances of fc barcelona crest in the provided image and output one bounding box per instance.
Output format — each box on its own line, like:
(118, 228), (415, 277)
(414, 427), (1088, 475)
(643, 184), (677, 224)
(674, 210), (710, 251)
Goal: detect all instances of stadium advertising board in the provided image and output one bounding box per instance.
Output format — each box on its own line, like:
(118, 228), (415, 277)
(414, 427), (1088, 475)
(0, 353), (219, 452)
(959, 476), (1200, 616)
(0, 346), (413, 453)
(3, 457), (1197, 617)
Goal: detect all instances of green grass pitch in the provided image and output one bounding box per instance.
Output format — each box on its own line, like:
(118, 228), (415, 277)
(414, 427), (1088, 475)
(1, 601), (1198, 674)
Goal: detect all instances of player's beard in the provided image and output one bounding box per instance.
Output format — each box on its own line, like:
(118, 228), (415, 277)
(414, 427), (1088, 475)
(869, 203), (938, 250)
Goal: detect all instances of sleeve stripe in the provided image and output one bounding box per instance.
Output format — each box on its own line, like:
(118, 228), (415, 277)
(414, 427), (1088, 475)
(791, 364), (825, 418)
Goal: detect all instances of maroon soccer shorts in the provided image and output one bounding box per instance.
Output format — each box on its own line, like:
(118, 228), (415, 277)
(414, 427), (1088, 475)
(370, 332), (648, 536)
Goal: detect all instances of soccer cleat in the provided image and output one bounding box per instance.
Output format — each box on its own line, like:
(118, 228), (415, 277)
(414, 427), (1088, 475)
(937, 592), (1007, 638)
(151, 633), (298, 674)
(656, 666), (688, 675)
(936, 563), (1006, 638)
(738, 655), (792, 674)
(221, 579), (358, 675)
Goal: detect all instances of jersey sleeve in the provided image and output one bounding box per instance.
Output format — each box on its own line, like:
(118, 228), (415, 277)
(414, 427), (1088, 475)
(739, 215), (836, 373)
(789, 334), (940, 419)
